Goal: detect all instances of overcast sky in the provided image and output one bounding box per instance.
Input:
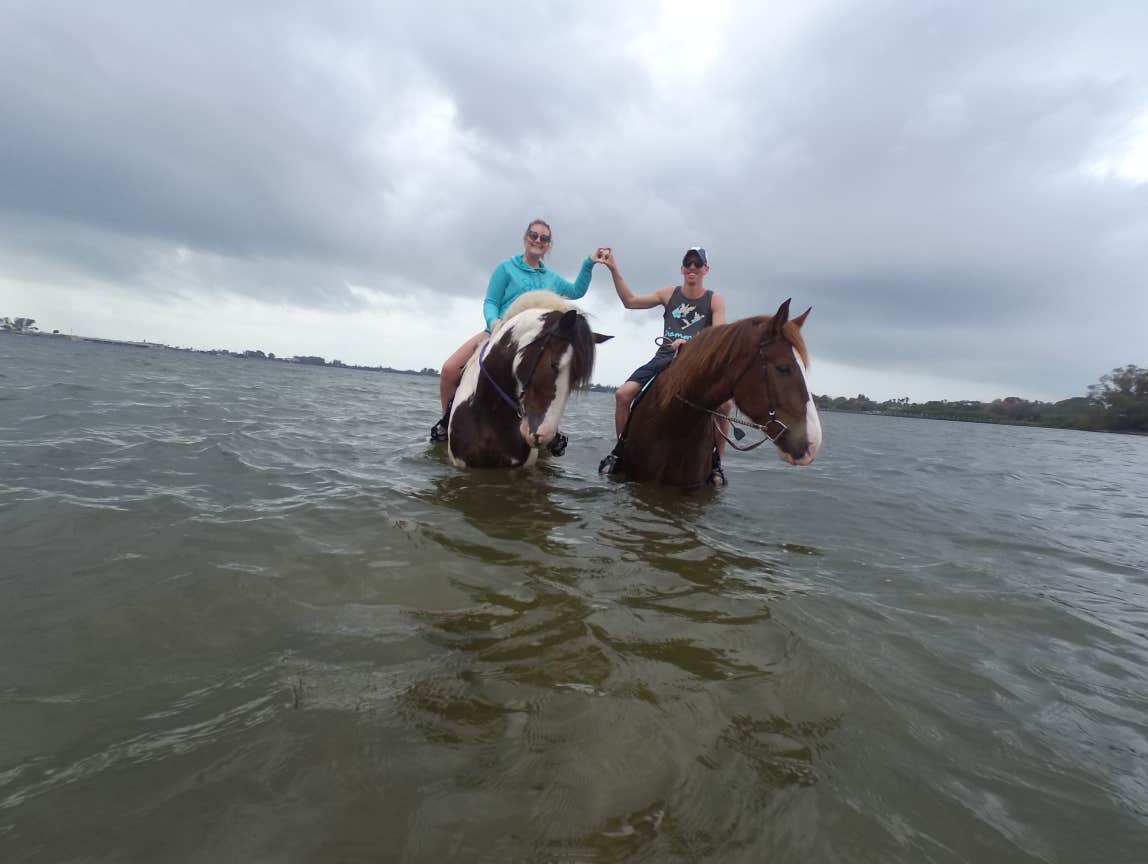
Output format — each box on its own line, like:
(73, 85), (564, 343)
(2, 0), (1146, 401)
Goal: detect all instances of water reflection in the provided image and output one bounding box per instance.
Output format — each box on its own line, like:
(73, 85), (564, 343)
(400, 457), (843, 856)
(413, 579), (609, 683)
(701, 712), (841, 790)
(400, 677), (514, 745)
(589, 624), (764, 681)
(539, 710), (844, 860)
(419, 470), (578, 551)
(598, 489), (790, 635)
(561, 799), (669, 862)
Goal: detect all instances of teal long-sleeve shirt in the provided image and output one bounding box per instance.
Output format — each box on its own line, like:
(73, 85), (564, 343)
(482, 254), (596, 331)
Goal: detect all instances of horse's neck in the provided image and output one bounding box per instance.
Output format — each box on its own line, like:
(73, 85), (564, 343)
(663, 320), (761, 411)
(673, 358), (737, 409)
(475, 338), (517, 398)
(647, 375), (728, 432)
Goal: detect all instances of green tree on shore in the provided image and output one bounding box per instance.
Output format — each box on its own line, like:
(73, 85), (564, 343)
(1088, 365), (1148, 432)
(813, 364), (1147, 434)
(0, 317), (38, 333)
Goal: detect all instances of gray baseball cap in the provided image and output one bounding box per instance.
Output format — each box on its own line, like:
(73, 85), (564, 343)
(682, 246), (708, 266)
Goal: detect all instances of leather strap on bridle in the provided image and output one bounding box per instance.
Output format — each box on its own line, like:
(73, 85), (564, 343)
(477, 331), (555, 420)
(672, 333), (789, 451)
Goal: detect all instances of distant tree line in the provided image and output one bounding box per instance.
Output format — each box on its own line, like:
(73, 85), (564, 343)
(1, 316), (39, 333)
(224, 350), (438, 376)
(815, 364), (1148, 433)
(7, 315), (1141, 430)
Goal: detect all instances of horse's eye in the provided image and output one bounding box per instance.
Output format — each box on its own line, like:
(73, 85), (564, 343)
(776, 364), (792, 376)
(550, 359), (561, 373)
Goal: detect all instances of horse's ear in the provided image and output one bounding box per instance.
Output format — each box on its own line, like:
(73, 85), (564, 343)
(593, 332), (613, 343)
(774, 298), (792, 325)
(767, 298), (792, 337)
(558, 309), (578, 333)
(792, 306), (811, 328)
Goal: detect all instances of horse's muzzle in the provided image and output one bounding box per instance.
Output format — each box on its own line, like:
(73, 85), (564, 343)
(521, 416), (557, 449)
(781, 448), (817, 466)
(778, 431), (819, 466)
(778, 402), (822, 466)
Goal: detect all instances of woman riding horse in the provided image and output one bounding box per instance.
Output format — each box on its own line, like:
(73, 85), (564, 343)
(430, 218), (610, 456)
(445, 292), (610, 469)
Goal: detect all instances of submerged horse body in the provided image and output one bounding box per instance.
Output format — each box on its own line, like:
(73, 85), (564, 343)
(447, 292), (608, 469)
(616, 298), (822, 487)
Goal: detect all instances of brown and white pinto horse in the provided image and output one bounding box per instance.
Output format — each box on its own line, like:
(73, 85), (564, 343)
(616, 298), (822, 486)
(447, 292), (610, 469)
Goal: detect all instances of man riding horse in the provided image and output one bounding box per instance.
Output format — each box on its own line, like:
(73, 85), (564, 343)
(597, 246), (732, 485)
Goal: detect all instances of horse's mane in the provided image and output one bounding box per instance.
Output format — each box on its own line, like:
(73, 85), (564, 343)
(782, 320), (809, 368)
(493, 291), (576, 336)
(566, 317), (597, 390)
(652, 316), (809, 412)
(491, 291), (597, 391)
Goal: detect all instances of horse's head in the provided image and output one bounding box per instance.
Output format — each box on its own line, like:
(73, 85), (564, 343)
(496, 303), (611, 450)
(730, 299), (822, 466)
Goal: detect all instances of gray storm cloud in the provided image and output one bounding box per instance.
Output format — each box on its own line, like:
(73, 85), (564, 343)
(2, 0), (1146, 397)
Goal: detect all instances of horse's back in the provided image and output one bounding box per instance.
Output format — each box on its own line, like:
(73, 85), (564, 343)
(496, 291), (576, 333)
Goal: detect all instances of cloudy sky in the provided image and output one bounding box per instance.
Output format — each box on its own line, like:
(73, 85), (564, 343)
(2, 1), (1146, 401)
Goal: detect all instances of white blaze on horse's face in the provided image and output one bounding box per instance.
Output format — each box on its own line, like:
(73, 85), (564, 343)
(780, 350), (822, 466)
(509, 312), (573, 449)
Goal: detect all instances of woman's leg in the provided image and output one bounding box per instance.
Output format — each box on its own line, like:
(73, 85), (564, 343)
(439, 331), (487, 414)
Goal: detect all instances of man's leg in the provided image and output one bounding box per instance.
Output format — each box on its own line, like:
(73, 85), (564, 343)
(614, 380), (641, 438)
(715, 400), (732, 457)
(600, 380), (641, 474)
(708, 400), (734, 486)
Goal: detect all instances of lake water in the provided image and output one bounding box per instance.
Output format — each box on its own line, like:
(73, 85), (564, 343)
(2, 334), (1147, 863)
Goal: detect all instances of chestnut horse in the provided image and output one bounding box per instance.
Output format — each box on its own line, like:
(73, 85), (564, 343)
(613, 298), (822, 486)
(447, 292), (610, 469)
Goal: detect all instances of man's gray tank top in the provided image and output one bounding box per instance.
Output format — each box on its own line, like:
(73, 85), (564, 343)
(656, 285), (714, 357)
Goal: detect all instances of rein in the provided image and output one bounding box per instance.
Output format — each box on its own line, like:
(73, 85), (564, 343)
(672, 333), (790, 451)
(478, 330), (555, 420)
(673, 395), (788, 451)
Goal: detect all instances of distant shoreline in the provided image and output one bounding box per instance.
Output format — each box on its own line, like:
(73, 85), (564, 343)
(816, 407), (1147, 436)
(5, 331), (1143, 425)
(0, 329), (621, 392)
(0, 328), (440, 377)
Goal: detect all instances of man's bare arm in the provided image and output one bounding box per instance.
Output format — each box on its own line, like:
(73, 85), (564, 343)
(711, 292), (728, 326)
(601, 249), (673, 310)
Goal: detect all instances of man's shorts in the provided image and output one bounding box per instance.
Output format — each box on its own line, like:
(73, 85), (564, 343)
(626, 353), (674, 387)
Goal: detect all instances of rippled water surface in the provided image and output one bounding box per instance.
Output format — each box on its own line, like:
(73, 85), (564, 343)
(2, 335), (1147, 862)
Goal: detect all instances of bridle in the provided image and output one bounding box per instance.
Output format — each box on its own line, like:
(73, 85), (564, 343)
(673, 332), (793, 452)
(478, 329), (557, 420)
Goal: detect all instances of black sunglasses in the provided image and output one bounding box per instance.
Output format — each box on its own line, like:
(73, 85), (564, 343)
(683, 259), (706, 269)
(526, 230), (552, 244)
